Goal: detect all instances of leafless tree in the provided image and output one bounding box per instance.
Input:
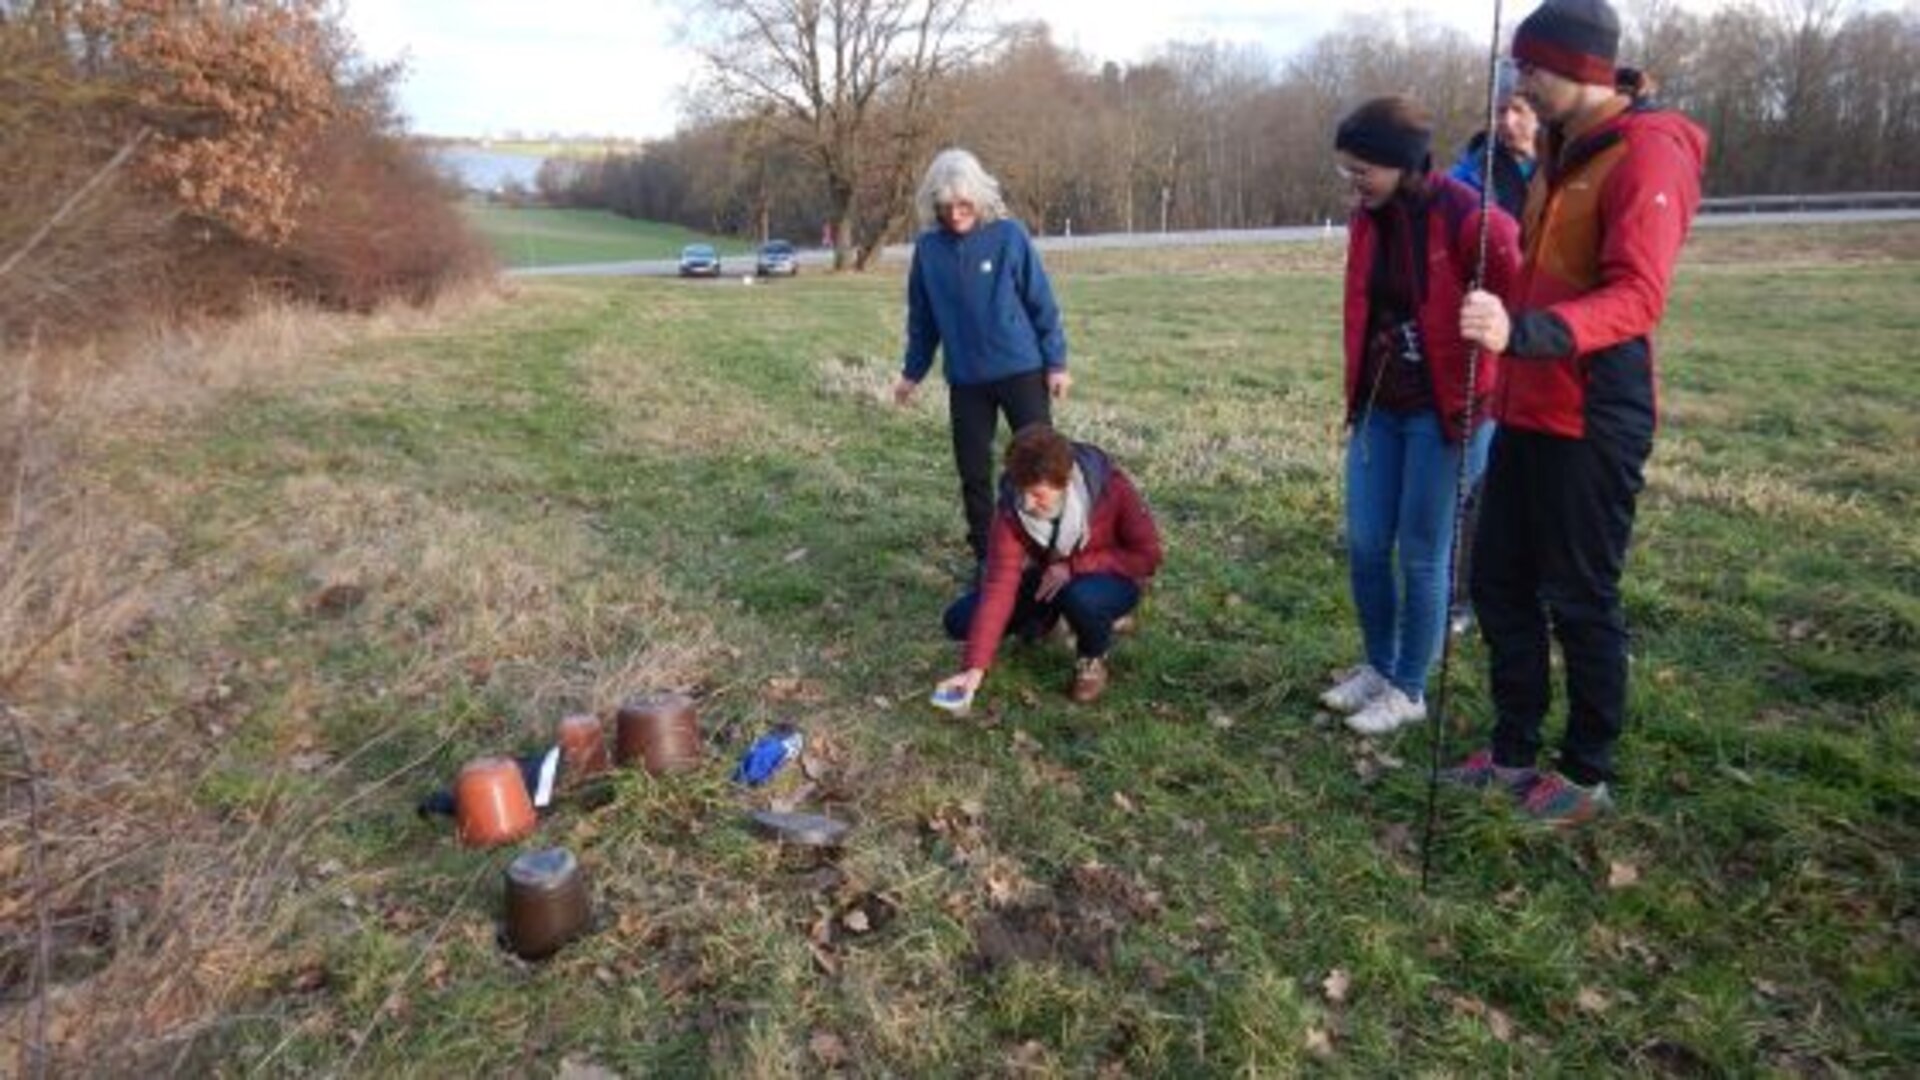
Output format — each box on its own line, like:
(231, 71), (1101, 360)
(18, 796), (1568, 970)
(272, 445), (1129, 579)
(680, 0), (990, 269)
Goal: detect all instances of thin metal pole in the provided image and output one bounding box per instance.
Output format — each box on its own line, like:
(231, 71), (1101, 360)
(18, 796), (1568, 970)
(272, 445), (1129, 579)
(1421, 0), (1505, 893)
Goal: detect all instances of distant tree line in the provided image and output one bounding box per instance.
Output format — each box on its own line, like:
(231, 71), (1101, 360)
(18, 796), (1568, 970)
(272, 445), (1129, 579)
(542, 0), (1919, 262)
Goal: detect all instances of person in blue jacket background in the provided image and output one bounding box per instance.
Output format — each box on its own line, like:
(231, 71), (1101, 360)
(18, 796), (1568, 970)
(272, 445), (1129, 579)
(1446, 60), (1540, 221)
(894, 148), (1072, 567)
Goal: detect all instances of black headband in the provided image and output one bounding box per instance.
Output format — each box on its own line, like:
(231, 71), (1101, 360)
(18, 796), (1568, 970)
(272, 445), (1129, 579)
(1334, 119), (1431, 174)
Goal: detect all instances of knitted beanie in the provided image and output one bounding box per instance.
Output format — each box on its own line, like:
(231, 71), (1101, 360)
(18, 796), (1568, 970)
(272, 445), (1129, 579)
(1512, 0), (1620, 87)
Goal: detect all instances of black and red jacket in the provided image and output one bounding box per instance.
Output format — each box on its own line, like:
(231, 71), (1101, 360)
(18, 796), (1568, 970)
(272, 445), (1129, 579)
(1343, 174), (1523, 442)
(1495, 100), (1709, 448)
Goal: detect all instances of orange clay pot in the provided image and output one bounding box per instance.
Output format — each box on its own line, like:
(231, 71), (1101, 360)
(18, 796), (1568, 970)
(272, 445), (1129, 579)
(615, 693), (702, 776)
(454, 756), (536, 848)
(556, 713), (609, 780)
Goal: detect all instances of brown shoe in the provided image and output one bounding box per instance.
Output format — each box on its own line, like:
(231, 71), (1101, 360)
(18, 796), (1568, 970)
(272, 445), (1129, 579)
(1069, 657), (1109, 703)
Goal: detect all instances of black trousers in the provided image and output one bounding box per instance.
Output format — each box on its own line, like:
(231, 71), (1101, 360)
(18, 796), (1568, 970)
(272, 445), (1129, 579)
(1469, 427), (1648, 786)
(950, 371), (1052, 561)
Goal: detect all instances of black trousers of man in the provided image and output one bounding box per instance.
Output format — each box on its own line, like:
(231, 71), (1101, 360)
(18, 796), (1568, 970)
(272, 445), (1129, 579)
(950, 370), (1051, 562)
(1469, 426), (1649, 786)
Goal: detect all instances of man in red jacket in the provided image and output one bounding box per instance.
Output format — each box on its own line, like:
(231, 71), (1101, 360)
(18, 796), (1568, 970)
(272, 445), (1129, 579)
(1456, 0), (1708, 825)
(935, 425), (1163, 705)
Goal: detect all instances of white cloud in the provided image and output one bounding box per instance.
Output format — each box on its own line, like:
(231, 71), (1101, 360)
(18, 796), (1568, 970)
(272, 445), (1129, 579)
(342, 0), (696, 138)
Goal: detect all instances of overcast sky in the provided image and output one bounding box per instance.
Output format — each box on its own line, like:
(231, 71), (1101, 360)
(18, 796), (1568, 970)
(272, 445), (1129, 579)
(342, 0), (1732, 140)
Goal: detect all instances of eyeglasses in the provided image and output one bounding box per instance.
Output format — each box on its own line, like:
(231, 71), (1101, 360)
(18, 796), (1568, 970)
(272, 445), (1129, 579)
(1334, 162), (1386, 184)
(935, 199), (976, 215)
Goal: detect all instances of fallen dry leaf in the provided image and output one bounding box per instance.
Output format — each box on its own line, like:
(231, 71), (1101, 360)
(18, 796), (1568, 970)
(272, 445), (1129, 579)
(809, 1030), (849, 1068)
(1607, 861), (1642, 890)
(984, 861), (1029, 908)
(807, 939), (840, 975)
(557, 1055), (622, 1080)
(809, 910), (835, 946)
(842, 908), (871, 934)
(1111, 790), (1139, 814)
(783, 547), (810, 564)
(1441, 990), (1515, 1043)
(1009, 1040), (1050, 1070)
(1576, 987), (1611, 1014)
(1322, 967), (1352, 1005)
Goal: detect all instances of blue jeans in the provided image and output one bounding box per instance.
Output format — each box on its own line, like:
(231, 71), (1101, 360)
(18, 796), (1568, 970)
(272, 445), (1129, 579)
(1345, 411), (1492, 699)
(944, 569), (1140, 659)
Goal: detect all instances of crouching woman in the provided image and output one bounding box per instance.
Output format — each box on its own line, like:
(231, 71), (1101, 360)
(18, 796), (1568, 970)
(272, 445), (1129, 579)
(935, 425), (1163, 705)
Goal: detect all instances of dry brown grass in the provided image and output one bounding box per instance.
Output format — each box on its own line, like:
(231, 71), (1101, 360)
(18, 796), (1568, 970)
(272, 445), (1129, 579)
(0, 284), (745, 1073)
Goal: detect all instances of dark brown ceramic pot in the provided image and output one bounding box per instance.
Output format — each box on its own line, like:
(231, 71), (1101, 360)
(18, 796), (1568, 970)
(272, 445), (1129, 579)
(615, 693), (701, 775)
(454, 756), (537, 848)
(503, 847), (591, 961)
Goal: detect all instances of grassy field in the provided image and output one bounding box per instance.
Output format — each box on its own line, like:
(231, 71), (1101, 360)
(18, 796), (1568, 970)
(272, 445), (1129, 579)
(3, 225), (1916, 1075)
(463, 203), (754, 269)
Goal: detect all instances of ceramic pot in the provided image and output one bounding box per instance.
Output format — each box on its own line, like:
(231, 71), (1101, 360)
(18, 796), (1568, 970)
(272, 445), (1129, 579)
(615, 693), (701, 775)
(503, 847), (591, 960)
(556, 712), (608, 780)
(454, 756), (536, 848)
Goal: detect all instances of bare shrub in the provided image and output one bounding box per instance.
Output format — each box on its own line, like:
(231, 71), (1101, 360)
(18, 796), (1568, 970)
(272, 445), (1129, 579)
(273, 121), (496, 311)
(0, 4), (494, 348)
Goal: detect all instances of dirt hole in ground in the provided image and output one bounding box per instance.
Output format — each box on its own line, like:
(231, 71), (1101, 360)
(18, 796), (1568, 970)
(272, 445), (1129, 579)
(970, 862), (1162, 974)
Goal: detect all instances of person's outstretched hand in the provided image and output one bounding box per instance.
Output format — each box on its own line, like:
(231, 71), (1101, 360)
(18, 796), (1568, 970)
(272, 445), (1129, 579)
(935, 668), (985, 699)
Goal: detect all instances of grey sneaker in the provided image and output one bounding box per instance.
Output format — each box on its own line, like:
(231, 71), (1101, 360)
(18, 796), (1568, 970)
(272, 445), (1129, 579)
(1344, 686), (1426, 735)
(1438, 749), (1538, 795)
(1320, 664), (1388, 713)
(1518, 771), (1614, 827)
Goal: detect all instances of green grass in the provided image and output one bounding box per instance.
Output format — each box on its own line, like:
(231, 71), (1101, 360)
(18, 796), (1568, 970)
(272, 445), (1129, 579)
(463, 202), (754, 268)
(60, 226), (1920, 1074)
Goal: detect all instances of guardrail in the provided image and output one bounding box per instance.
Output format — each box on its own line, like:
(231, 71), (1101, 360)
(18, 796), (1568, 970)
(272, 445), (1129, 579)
(1701, 191), (1920, 213)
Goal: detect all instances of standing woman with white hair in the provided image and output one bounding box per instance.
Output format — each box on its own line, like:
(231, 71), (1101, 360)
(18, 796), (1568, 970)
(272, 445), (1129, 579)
(894, 148), (1072, 571)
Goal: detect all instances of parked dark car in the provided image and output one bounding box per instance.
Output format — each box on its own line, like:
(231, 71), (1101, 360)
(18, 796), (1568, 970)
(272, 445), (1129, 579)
(755, 240), (799, 277)
(678, 244), (721, 278)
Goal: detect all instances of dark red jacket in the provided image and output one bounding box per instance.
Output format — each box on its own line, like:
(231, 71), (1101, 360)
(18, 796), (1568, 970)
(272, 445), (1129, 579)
(1344, 174), (1523, 442)
(963, 443), (1163, 672)
(1494, 102), (1708, 444)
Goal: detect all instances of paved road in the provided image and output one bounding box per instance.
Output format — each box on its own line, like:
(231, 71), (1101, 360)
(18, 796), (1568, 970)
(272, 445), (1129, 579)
(508, 207), (1920, 279)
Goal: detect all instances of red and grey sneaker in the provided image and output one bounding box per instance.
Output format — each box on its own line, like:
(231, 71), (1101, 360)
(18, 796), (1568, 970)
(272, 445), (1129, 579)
(1518, 772), (1614, 827)
(1437, 748), (1538, 795)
